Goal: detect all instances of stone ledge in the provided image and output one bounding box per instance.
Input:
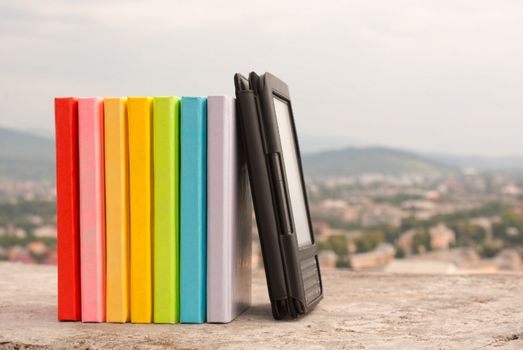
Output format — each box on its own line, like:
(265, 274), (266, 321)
(0, 262), (522, 349)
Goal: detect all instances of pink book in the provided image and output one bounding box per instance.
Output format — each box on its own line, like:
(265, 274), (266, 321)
(78, 97), (106, 322)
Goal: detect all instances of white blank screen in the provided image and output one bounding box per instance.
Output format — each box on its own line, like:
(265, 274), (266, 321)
(273, 97), (312, 247)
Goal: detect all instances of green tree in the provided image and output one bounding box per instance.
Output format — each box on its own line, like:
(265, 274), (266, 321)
(479, 242), (501, 258)
(450, 223), (487, 247)
(493, 210), (523, 245)
(412, 228), (431, 254)
(395, 246), (405, 259)
(381, 225), (402, 244)
(318, 235), (351, 268)
(326, 235), (349, 257)
(336, 256), (352, 268)
(354, 230), (384, 253)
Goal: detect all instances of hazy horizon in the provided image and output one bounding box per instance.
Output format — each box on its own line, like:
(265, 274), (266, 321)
(5, 124), (523, 159)
(1, 0), (522, 156)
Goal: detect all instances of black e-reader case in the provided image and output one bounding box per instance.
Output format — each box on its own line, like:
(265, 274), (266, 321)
(234, 72), (323, 319)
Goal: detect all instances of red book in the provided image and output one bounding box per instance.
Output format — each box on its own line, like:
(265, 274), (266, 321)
(55, 97), (81, 321)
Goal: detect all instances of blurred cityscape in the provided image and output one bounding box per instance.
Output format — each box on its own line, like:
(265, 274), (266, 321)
(0, 179), (56, 264)
(307, 171), (523, 273)
(2, 171), (523, 273)
(1, 128), (523, 273)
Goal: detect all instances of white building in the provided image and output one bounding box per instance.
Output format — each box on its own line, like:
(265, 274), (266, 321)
(33, 226), (57, 238)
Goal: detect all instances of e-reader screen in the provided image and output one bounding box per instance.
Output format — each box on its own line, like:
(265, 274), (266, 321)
(273, 96), (312, 248)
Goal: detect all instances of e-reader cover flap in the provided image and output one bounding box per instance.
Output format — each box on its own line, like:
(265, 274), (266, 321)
(236, 72), (323, 318)
(234, 75), (290, 318)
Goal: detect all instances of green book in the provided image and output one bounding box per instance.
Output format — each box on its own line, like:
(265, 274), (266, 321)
(153, 96), (180, 323)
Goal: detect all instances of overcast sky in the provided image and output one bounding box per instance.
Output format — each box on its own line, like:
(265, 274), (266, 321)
(1, 0), (522, 155)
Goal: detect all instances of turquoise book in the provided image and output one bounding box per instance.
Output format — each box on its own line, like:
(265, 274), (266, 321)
(180, 96), (207, 324)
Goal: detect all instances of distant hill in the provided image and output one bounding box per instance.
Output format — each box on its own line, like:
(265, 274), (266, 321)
(0, 128), (55, 180)
(425, 153), (523, 171)
(302, 147), (456, 177)
(298, 134), (363, 153)
(1, 126), (522, 181)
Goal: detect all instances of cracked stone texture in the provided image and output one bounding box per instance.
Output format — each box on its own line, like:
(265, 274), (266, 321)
(0, 262), (522, 349)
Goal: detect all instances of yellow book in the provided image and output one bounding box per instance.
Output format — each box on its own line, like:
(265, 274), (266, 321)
(104, 98), (130, 323)
(127, 97), (153, 323)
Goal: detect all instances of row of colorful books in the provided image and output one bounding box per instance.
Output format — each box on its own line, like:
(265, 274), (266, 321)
(55, 96), (252, 324)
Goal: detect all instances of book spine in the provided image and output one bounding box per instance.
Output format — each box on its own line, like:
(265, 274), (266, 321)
(206, 96), (252, 323)
(104, 98), (130, 323)
(55, 97), (81, 321)
(78, 97), (106, 322)
(206, 96), (230, 323)
(153, 96), (180, 323)
(180, 96), (207, 324)
(127, 97), (153, 323)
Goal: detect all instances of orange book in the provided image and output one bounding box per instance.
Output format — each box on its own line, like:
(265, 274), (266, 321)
(104, 98), (130, 323)
(127, 97), (153, 323)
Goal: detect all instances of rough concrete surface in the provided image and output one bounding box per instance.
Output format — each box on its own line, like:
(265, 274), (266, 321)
(0, 262), (522, 349)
